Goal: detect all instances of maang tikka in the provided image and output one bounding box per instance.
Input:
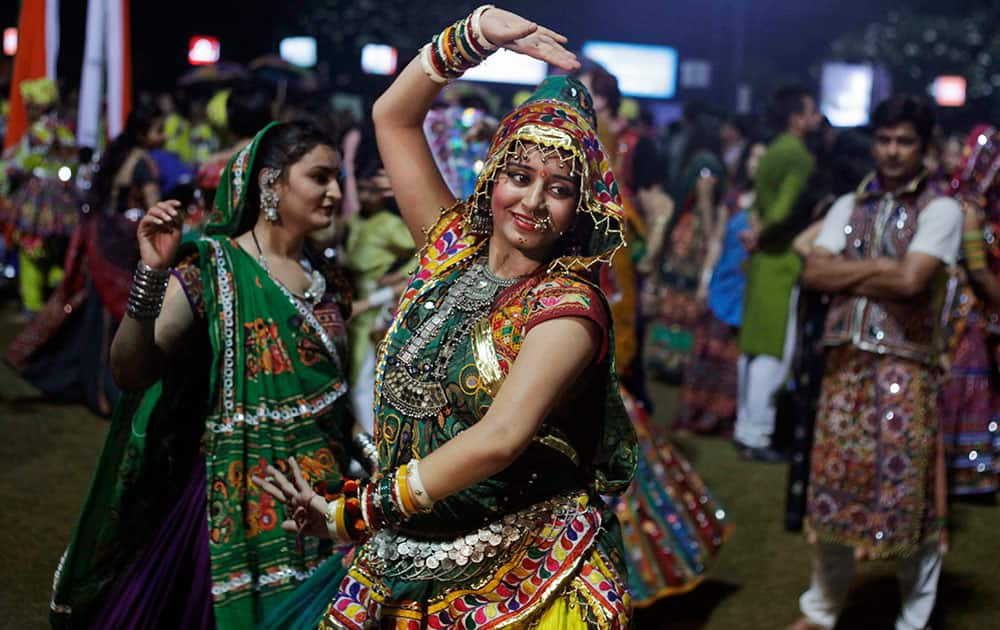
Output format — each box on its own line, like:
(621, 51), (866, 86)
(260, 169), (280, 223)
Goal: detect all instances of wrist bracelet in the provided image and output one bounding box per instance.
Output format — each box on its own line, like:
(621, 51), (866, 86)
(127, 261), (171, 320)
(407, 459), (435, 510)
(470, 5), (498, 52)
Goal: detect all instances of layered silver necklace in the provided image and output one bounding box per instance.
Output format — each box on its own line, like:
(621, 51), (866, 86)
(251, 229), (326, 306)
(382, 256), (520, 419)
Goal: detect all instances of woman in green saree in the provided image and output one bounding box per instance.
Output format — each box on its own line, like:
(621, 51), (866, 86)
(50, 121), (365, 629)
(257, 7), (638, 629)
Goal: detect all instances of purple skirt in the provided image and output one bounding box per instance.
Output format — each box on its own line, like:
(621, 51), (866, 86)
(89, 460), (215, 629)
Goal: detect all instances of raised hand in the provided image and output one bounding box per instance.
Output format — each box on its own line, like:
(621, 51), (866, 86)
(137, 200), (184, 270)
(478, 8), (579, 72)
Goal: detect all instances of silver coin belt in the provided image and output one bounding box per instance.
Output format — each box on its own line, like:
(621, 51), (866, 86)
(364, 492), (582, 582)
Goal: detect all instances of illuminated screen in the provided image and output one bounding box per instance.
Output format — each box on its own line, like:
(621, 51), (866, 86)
(280, 37), (318, 68)
(459, 48), (548, 86)
(3, 27), (16, 57)
(581, 41), (678, 99)
(820, 63), (873, 127)
(361, 43), (398, 76)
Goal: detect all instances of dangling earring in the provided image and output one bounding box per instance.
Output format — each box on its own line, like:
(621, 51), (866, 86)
(466, 200), (492, 236)
(260, 169), (280, 223)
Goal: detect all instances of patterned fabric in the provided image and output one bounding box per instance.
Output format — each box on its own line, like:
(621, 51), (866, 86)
(51, 237), (353, 628)
(806, 347), (941, 559)
(320, 494), (629, 630)
(675, 311), (740, 435)
(821, 172), (951, 364)
(0, 114), (79, 238)
(204, 122), (277, 237)
(608, 388), (730, 607)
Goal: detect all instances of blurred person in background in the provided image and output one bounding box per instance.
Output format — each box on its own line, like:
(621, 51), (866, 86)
(939, 125), (1000, 496)
(720, 114), (750, 182)
(675, 138), (767, 435)
(791, 95), (958, 630)
(0, 78), (79, 315)
(733, 85), (820, 462)
(643, 120), (725, 384)
(783, 127), (874, 531)
(6, 100), (165, 417)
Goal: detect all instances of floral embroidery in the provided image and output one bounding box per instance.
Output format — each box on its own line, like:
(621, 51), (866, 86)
(244, 318), (294, 380)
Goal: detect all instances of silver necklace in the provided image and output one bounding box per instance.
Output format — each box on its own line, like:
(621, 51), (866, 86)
(251, 229), (326, 306)
(382, 255), (521, 419)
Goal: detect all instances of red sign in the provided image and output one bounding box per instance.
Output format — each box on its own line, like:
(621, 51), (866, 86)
(188, 36), (221, 66)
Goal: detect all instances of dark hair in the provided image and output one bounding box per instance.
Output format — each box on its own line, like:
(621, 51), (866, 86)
(575, 59), (621, 116)
(92, 100), (163, 208)
(769, 85), (812, 131)
(731, 138), (768, 191)
(871, 94), (935, 149)
(226, 83), (273, 139)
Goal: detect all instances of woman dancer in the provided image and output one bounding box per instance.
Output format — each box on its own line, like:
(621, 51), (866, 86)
(258, 7), (637, 628)
(51, 121), (361, 629)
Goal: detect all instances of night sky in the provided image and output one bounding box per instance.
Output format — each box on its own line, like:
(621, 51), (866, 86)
(0, 0), (983, 109)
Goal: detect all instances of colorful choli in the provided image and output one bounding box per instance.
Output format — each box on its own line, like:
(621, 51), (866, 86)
(51, 236), (354, 629)
(319, 205), (636, 629)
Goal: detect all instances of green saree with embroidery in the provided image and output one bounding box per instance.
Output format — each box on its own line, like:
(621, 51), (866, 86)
(51, 126), (355, 629)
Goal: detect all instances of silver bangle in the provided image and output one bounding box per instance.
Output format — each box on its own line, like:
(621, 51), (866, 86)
(127, 261), (171, 320)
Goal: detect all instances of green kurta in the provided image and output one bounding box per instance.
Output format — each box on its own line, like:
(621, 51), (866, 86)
(738, 132), (814, 358)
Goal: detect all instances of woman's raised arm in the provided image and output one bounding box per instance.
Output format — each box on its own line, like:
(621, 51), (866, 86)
(373, 7), (579, 245)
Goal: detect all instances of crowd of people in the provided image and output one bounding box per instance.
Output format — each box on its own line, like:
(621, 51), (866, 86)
(2, 5), (998, 630)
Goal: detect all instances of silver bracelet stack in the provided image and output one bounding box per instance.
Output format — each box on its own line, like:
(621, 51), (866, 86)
(353, 433), (379, 471)
(127, 261), (171, 320)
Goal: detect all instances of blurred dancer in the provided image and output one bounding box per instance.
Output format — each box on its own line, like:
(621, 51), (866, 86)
(6, 102), (165, 416)
(0, 78), (78, 313)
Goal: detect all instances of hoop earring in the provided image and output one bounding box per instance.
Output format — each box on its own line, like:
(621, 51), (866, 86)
(260, 169), (280, 223)
(466, 200), (492, 236)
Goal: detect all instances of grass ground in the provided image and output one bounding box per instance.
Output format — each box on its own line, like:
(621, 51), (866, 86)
(0, 304), (998, 629)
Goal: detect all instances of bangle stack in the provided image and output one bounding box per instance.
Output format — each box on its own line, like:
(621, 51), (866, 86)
(324, 479), (367, 543)
(963, 230), (987, 271)
(420, 5), (497, 84)
(127, 261), (171, 320)
(358, 461), (436, 532)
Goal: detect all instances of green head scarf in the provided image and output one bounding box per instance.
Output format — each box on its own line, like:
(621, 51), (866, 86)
(205, 121), (279, 236)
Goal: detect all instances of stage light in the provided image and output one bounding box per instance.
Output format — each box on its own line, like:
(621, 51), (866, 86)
(581, 41), (678, 99)
(460, 48), (547, 86)
(361, 43), (398, 76)
(820, 63), (873, 127)
(933, 76), (966, 107)
(2, 27), (16, 56)
(188, 36), (221, 66)
(280, 37), (318, 69)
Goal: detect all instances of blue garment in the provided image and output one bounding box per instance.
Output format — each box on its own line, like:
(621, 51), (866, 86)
(708, 209), (749, 327)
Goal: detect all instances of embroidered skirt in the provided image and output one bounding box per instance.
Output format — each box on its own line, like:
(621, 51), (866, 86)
(806, 347), (941, 558)
(318, 493), (631, 629)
